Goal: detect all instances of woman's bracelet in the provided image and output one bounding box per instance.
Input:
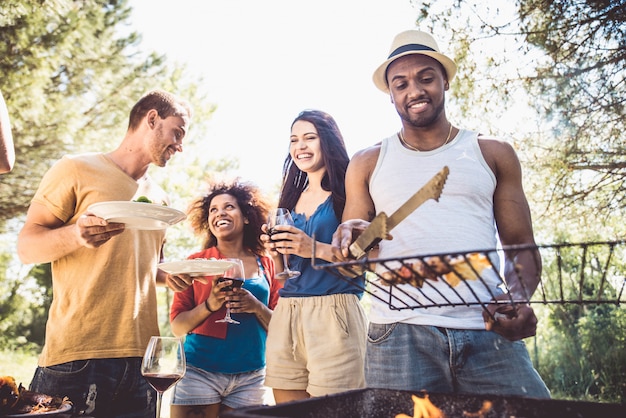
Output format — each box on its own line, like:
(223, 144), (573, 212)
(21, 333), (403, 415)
(205, 298), (217, 313)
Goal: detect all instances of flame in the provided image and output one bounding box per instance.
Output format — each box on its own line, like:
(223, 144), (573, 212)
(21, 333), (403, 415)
(396, 394), (445, 418)
(396, 394), (493, 418)
(462, 400), (493, 418)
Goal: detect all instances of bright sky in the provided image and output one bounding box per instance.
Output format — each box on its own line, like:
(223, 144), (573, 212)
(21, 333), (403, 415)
(129, 0), (419, 193)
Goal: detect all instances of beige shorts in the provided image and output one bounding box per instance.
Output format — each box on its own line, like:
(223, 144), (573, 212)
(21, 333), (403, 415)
(264, 293), (368, 397)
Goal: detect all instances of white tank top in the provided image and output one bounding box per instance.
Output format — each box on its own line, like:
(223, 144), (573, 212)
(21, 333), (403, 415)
(368, 129), (502, 328)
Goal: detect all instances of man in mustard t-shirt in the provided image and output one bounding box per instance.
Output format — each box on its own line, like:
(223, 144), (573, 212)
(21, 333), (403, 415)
(17, 90), (192, 417)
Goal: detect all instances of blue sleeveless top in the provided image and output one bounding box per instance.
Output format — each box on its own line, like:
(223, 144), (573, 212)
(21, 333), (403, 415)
(184, 258), (270, 373)
(279, 197), (364, 298)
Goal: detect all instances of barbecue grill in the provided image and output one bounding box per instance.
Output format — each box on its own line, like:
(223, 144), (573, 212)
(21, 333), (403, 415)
(312, 240), (626, 314)
(224, 241), (626, 417)
(222, 388), (626, 417)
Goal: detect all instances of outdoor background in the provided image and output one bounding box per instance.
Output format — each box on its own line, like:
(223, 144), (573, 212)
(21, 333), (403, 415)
(1, 0), (625, 410)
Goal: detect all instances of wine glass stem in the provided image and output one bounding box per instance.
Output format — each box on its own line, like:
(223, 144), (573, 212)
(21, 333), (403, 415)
(156, 392), (163, 418)
(282, 254), (291, 272)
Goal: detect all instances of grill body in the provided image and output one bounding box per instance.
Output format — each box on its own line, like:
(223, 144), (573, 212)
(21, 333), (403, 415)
(222, 388), (626, 418)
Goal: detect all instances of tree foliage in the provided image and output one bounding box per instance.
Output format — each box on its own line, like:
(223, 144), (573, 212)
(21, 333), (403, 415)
(0, 0), (234, 351)
(0, 0), (213, 225)
(517, 0), (626, 236)
(0, 259), (50, 350)
(534, 303), (626, 402)
(531, 242), (626, 402)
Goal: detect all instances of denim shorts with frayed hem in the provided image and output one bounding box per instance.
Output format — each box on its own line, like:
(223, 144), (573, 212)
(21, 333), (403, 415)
(171, 365), (266, 409)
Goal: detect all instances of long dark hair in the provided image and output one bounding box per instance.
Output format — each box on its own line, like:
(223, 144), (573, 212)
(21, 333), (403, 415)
(187, 180), (269, 255)
(277, 109), (349, 219)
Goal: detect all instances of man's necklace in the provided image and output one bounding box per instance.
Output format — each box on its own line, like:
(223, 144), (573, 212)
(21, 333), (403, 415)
(398, 123), (454, 152)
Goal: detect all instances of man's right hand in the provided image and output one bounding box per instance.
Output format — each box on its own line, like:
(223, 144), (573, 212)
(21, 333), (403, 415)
(76, 213), (125, 248)
(331, 219), (371, 260)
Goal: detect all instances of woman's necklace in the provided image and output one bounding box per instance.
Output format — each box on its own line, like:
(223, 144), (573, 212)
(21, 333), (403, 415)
(398, 123), (454, 152)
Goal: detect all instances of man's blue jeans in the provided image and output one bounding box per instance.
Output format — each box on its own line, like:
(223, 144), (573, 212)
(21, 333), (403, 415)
(365, 322), (550, 398)
(30, 357), (155, 417)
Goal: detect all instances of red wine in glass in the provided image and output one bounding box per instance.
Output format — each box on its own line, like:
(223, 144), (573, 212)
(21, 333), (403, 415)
(143, 373), (183, 392)
(267, 208), (301, 279)
(141, 336), (186, 418)
(217, 277), (244, 292)
(267, 227), (285, 242)
(215, 259), (245, 324)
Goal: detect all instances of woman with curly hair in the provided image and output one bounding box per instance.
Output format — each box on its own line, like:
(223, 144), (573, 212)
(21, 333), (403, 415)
(168, 180), (281, 418)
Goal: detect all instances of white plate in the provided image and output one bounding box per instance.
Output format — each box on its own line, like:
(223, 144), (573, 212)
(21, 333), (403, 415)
(158, 259), (236, 277)
(6, 402), (72, 416)
(88, 201), (186, 230)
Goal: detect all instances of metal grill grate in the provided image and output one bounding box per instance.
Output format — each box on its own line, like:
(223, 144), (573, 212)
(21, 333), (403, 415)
(312, 240), (626, 316)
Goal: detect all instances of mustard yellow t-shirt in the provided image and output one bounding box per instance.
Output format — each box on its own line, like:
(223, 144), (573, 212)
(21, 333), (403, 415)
(32, 153), (164, 367)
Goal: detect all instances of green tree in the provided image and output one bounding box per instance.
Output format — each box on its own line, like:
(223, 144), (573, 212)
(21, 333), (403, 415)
(535, 303), (626, 402)
(0, 0), (229, 350)
(531, 242), (626, 401)
(0, 0), (214, 225)
(517, 0), (626, 239)
(0, 261), (50, 350)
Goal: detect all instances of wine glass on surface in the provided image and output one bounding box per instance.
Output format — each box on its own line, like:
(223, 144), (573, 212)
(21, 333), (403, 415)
(267, 208), (301, 280)
(215, 258), (245, 325)
(141, 336), (186, 418)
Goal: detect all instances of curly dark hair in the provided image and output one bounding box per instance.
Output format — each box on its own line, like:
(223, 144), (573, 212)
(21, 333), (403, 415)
(278, 109), (349, 219)
(187, 180), (269, 254)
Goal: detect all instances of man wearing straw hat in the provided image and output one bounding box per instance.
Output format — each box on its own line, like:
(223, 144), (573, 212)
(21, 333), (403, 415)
(332, 29), (550, 397)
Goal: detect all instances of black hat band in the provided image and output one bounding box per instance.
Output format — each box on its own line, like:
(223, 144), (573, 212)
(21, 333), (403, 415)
(388, 43), (436, 59)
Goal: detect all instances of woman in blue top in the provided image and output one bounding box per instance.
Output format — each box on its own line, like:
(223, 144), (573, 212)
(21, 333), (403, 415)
(262, 110), (367, 403)
(169, 181), (281, 418)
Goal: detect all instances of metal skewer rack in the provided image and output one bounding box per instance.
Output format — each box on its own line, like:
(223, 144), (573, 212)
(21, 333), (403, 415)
(312, 240), (626, 315)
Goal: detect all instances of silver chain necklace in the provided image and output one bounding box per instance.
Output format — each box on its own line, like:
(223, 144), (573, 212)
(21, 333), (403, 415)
(398, 123), (454, 152)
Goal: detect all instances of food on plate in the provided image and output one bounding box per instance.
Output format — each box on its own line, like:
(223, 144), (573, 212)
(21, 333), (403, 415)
(132, 195), (169, 206)
(133, 195), (153, 203)
(379, 253), (492, 288)
(0, 376), (71, 415)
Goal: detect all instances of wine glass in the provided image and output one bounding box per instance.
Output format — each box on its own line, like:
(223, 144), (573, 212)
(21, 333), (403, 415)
(267, 208), (301, 279)
(141, 336), (186, 418)
(215, 258), (245, 324)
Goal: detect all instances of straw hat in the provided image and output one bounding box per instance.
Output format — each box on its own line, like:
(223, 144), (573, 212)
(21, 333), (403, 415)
(373, 30), (457, 93)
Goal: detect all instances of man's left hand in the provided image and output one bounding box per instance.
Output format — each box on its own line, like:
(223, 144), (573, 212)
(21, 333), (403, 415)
(483, 297), (538, 341)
